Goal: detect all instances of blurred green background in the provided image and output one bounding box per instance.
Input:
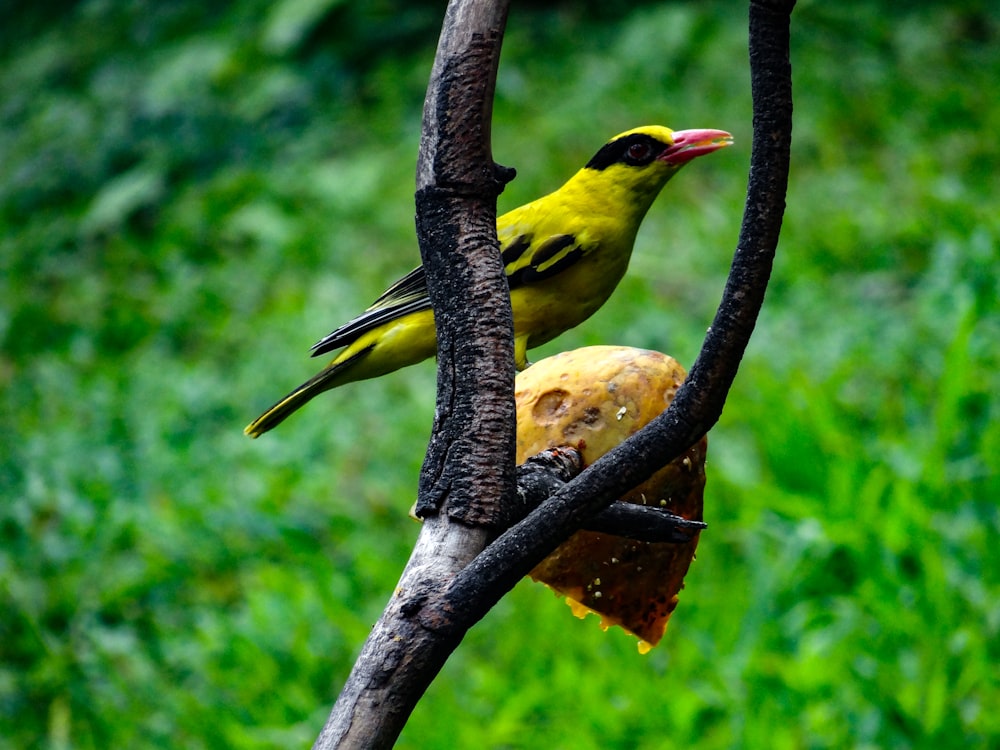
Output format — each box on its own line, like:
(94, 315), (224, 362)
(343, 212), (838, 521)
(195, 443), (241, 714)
(2, 0), (998, 748)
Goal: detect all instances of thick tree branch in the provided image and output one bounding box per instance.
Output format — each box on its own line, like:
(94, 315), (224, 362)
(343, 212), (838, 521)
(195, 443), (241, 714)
(414, 1), (517, 527)
(312, 1), (512, 748)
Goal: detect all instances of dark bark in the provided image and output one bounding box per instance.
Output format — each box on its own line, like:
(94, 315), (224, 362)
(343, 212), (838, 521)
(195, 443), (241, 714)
(312, 1), (513, 748)
(413, 27), (519, 525)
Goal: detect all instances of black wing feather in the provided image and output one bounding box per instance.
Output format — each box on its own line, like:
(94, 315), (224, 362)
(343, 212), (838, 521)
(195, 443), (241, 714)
(505, 233), (583, 289)
(311, 266), (431, 357)
(311, 231), (585, 357)
(310, 296), (432, 356)
(368, 265), (427, 308)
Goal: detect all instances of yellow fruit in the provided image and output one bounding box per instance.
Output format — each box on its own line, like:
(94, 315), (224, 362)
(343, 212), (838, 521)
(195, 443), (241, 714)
(515, 346), (707, 651)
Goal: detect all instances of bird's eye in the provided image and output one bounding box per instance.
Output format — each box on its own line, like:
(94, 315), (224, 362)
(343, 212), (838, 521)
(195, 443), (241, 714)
(626, 142), (652, 162)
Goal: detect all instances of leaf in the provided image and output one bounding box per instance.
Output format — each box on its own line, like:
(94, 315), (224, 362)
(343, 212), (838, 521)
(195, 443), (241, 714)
(79, 166), (166, 237)
(261, 0), (349, 56)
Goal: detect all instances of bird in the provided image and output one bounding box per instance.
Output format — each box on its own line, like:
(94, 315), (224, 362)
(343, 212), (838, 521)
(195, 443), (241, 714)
(245, 125), (732, 437)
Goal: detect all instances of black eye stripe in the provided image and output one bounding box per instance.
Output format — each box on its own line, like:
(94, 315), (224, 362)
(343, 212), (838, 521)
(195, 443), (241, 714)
(585, 133), (667, 171)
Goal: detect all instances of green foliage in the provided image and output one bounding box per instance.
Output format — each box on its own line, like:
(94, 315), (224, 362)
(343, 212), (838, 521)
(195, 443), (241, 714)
(2, 0), (998, 748)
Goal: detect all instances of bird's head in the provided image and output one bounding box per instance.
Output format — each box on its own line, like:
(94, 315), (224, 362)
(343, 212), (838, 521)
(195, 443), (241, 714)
(582, 125), (733, 200)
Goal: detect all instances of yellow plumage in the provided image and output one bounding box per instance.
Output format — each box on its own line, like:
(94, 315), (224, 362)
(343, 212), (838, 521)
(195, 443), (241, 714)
(246, 125), (732, 437)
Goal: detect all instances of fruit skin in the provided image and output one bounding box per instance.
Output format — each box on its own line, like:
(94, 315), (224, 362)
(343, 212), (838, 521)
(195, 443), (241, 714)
(514, 346), (707, 650)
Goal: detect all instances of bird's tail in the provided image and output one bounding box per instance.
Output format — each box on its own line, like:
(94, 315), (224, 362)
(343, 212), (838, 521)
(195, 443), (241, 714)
(244, 347), (372, 438)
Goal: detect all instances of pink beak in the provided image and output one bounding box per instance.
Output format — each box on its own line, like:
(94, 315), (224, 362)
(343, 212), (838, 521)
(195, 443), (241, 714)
(659, 129), (734, 166)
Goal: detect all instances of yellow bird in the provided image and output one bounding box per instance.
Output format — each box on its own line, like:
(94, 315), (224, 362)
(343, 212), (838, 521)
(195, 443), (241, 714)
(246, 125), (732, 437)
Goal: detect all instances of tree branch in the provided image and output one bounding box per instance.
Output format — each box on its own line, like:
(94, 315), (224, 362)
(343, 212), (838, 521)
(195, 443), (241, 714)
(312, 1), (513, 747)
(509, 447), (706, 543)
(413, 0), (517, 527)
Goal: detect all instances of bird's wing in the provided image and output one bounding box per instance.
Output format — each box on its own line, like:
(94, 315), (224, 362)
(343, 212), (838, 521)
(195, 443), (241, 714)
(368, 265), (428, 308)
(310, 266), (431, 356)
(311, 226), (593, 357)
(501, 231), (591, 290)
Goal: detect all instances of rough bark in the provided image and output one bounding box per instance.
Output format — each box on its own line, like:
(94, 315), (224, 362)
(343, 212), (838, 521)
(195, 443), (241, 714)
(312, 1), (513, 748)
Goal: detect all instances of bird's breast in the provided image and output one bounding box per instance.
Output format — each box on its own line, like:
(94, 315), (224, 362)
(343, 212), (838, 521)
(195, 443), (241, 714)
(511, 235), (633, 349)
